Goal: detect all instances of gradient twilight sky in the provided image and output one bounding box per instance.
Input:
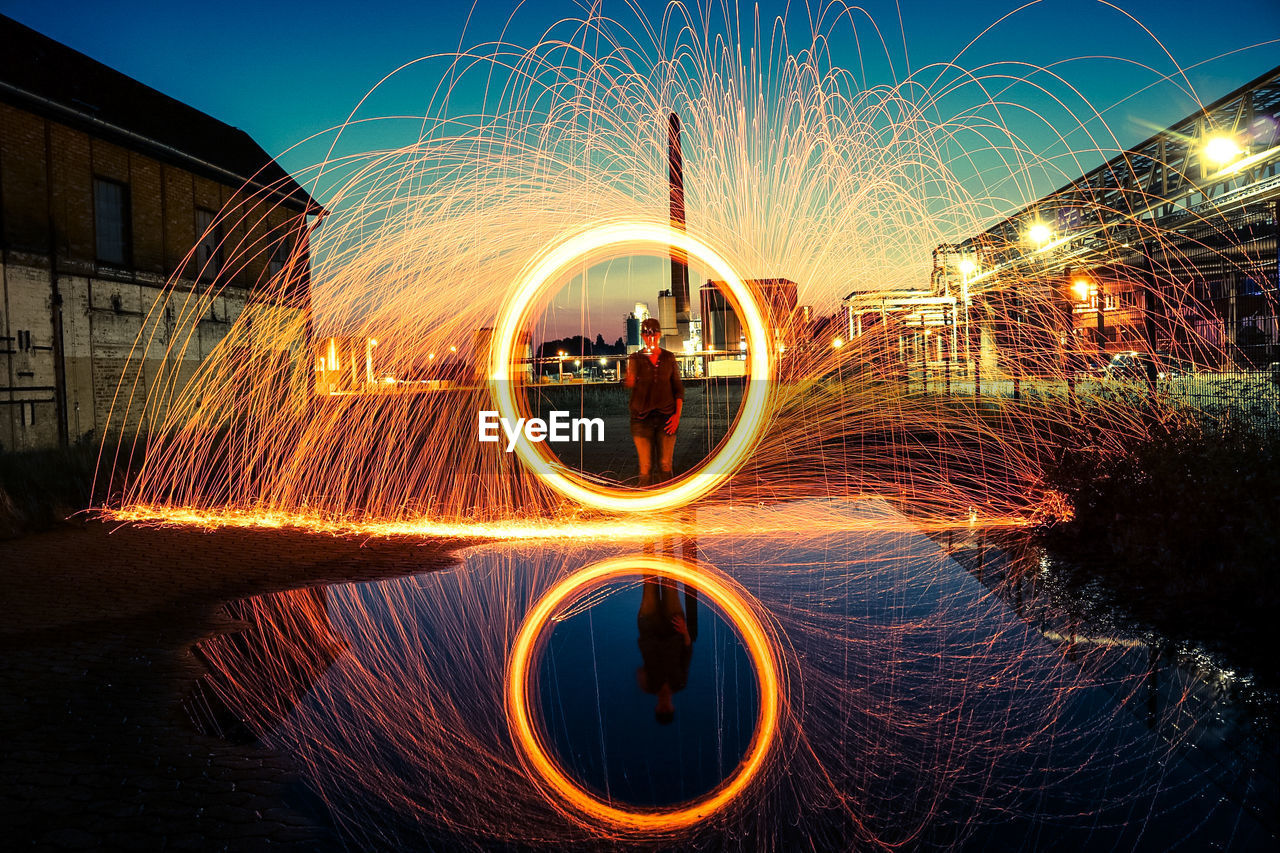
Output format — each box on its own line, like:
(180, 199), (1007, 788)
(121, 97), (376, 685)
(4, 0), (1277, 171)
(4, 1), (1279, 334)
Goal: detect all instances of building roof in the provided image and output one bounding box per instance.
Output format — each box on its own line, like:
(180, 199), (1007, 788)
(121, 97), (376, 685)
(0, 14), (322, 215)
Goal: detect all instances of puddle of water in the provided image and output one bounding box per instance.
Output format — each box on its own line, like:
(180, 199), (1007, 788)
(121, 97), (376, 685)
(188, 499), (1278, 851)
(535, 574), (759, 808)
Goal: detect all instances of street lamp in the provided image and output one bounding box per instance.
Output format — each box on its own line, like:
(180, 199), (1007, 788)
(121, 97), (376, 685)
(558, 350), (566, 382)
(1026, 222), (1052, 246)
(1204, 134), (1242, 167)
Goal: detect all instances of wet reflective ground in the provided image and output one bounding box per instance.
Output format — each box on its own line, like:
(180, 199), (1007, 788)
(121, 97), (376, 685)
(536, 575), (760, 809)
(191, 500), (1278, 850)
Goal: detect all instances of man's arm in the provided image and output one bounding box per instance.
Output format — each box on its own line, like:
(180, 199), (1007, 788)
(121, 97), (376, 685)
(665, 399), (682, 435)
(666, 353), (684, 434)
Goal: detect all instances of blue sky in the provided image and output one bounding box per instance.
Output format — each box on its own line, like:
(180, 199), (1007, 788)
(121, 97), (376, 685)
(5, 0), (1278, 178)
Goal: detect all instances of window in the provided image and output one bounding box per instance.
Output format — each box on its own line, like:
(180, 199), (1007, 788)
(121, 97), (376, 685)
(195, 208), (222, 277)
(268, 235), (291, 278)
(94, 178), (131, 266)
(17, 330), (32, 351)
(21, 402), (37, 427)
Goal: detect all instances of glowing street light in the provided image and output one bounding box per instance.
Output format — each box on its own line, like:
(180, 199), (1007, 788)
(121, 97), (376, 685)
(957, 258), (976, 277)
(1026, 222), (1052, 246)
(1072, 279), (1092, 301)
(1204, 134), (1242, 167)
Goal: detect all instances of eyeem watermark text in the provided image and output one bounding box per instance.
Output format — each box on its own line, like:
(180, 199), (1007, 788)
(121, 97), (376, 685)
(479, 410), (604, 452)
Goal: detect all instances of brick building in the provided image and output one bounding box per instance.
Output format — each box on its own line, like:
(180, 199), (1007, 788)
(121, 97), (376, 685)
(0, 14), (322, 451)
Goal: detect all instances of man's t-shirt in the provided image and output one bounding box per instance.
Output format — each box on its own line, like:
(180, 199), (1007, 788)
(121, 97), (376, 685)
(628, 349), (685, 420)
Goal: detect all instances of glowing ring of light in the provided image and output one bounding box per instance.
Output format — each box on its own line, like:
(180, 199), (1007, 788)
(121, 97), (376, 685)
(505, 555), (781, 832)
(489, 220), (773, 512)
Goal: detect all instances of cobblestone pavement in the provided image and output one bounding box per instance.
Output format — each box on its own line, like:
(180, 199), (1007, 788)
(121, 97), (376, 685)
(0, 519), (475, 850)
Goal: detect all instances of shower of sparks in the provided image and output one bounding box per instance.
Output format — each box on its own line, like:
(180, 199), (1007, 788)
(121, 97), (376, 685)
(87, 1), (1234, 532)
(90, 1), (1277, 848)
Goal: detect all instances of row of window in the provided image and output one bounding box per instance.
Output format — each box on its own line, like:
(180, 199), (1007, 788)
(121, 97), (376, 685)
(94, 176), (225, 273)
(92, 177), (291, 278)
(1078, 291), (1139, 311)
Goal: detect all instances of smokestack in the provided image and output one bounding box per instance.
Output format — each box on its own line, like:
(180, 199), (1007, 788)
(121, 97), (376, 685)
(668, 112), (691, 347)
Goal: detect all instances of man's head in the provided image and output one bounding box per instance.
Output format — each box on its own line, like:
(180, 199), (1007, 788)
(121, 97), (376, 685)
(640, 318), (662, 347)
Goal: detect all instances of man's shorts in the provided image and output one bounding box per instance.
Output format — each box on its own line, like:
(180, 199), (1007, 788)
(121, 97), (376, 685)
(629, 410), (671, 441)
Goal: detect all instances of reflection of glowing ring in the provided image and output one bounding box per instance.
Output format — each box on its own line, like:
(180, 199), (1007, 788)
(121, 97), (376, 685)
(489, 220), (772, 512)
(506, 555), (781, 832)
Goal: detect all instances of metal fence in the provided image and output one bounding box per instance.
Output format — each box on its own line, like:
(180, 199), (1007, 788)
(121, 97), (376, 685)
(906, 363), (1280, 426)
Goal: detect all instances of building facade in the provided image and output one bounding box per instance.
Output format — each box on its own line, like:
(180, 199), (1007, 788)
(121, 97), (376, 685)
(0, 14), (320, 452)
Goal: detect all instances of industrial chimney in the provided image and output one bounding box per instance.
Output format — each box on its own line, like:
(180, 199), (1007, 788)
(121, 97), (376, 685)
(668, 112), (691, 349)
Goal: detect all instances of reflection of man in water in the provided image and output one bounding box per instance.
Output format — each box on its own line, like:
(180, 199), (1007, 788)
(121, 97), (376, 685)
(625, 317), (684, 486)
(636, 575), (694, 725)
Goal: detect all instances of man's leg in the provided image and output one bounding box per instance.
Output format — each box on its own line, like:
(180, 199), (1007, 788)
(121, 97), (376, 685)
(659, 575), (685, 620)
(639, 577), (662, 619)
(631, 420), (654, 486)
(657, 428), (677, 482)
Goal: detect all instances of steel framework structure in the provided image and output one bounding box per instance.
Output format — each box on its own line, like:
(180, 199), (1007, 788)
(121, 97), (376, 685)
(939, 63), (1280, 368)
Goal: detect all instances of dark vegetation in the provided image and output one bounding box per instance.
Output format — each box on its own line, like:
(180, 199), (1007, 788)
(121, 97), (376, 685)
(1039, 406), (1280, 681)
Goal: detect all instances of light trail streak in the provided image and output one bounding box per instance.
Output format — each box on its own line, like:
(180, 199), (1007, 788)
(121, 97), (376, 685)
(105, 502), (1030, 540)
(505, 554), (781, 832)
(490, 220), (773, 512)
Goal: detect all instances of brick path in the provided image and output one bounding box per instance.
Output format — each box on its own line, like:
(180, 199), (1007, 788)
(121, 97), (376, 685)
(0, 519), (473, 850)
